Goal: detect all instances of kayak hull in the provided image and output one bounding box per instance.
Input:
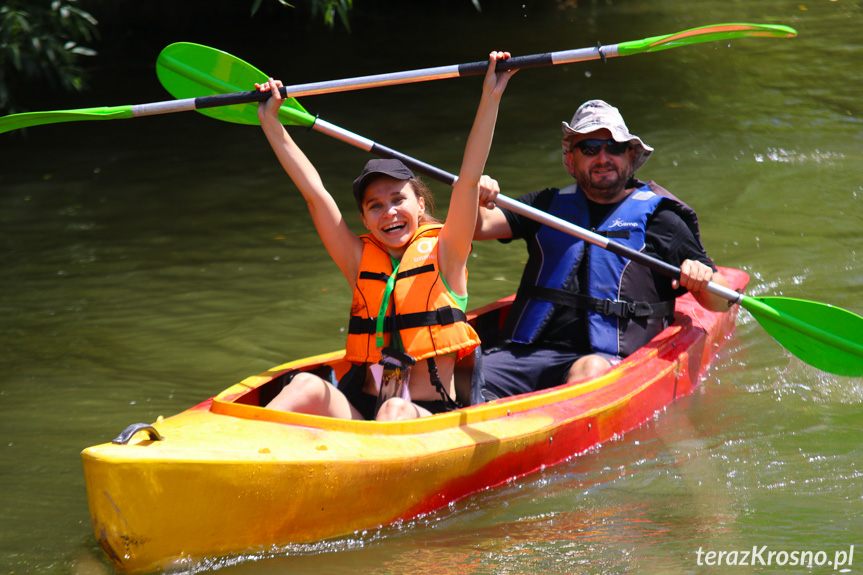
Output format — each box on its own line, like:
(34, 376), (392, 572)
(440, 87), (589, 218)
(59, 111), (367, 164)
(82, 268), (748, 574)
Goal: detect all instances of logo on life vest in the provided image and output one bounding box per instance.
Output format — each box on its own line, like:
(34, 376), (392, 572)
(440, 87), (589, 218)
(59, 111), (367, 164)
(413, 237), (436, 263)
(416, 238), (435, 254)
(609, 218), (639, 229)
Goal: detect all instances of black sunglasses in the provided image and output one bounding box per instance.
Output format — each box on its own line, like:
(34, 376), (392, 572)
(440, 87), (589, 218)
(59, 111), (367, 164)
(574, 139), (630, 156)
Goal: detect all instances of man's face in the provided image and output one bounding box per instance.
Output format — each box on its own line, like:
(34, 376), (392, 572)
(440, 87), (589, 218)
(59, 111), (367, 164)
(564, 128), (636, 204)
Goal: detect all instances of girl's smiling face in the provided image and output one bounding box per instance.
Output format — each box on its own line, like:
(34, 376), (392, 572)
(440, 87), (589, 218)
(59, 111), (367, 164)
(359, 177), (425, 259)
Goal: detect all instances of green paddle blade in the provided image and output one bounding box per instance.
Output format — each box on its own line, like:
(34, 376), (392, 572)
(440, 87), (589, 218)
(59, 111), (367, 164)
(0, 105), (134, 134)
(156, 42), (314, 128)
(618, 23), (797, 56)
(743, 296), (863, 377)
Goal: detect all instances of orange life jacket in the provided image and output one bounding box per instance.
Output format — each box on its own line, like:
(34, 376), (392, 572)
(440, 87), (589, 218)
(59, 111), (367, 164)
(344, 224), (481, 364)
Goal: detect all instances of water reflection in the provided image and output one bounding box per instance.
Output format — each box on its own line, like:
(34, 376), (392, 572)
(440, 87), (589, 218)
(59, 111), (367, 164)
(196, 406), (743, 574)
(2, 1), (862, 573)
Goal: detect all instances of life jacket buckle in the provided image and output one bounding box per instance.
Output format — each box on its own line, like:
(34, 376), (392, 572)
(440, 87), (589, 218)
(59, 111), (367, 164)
(598, 299), (637, 318)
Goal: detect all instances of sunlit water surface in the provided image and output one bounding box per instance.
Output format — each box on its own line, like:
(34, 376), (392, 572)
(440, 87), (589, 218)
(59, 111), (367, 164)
(1, 1), (861, 574)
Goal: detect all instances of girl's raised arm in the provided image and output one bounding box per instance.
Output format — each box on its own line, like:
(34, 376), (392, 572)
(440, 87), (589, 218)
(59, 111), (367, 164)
(257, 79), (364, 287)
(438, 52), (514, 294)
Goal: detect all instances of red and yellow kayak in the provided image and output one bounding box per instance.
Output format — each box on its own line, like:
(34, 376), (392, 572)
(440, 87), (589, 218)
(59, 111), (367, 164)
(82, 267), (748, 574)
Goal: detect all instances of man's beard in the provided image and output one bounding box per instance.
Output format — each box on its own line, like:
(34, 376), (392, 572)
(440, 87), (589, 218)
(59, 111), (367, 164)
(581, 163), (630, 202)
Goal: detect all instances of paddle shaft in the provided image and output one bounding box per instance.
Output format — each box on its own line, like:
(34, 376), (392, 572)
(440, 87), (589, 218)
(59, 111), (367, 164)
(155, 23), (796, 105)
(132, 44), (609, 119)
(154, 22), (800, 108)
(150, 23), (796, 109)
(322, 121), (861, 362)
(2, 46), (611, 126)
(0, 22), (797, 134)
(0, 43), (618, 126)
(266, 46), (611, 97)
(309, 117), (741, 305)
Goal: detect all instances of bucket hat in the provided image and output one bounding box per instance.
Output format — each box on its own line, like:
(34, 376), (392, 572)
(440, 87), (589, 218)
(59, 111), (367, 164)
(562, 100), (653, 172)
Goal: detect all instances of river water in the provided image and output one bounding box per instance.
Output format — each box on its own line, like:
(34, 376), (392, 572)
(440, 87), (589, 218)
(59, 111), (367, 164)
(1, 1), (861, 574)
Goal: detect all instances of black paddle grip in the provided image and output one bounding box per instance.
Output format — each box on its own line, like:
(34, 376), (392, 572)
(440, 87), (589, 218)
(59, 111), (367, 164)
(456, 53), (556, 76)
(195, 88), (289, 110)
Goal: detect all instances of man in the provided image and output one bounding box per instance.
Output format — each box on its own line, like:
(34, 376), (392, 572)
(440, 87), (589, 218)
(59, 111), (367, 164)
(474, 99), (731, 401)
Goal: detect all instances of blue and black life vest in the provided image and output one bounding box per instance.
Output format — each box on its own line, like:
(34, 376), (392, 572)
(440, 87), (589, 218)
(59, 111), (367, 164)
(504, 181), (702, 357)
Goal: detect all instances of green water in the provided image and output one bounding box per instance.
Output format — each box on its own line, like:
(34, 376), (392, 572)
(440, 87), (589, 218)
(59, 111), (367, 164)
(1, 2), (861, 573)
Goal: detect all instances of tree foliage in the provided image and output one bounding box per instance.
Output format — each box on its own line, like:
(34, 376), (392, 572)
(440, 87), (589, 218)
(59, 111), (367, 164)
(0, 0), (99, 113)
(0, 0), (487, 115)
(309, 0), (354, 32)
(252, 0), (354, 31)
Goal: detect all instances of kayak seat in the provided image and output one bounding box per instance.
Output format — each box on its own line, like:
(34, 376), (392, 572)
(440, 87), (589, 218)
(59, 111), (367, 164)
(470, 305), (508, 348)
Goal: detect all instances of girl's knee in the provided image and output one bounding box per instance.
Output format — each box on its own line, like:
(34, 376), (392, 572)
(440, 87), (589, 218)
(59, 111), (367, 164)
(289, 372), (328, 393)
(266, 373), (330, 411)
(375, 398), (418, 422)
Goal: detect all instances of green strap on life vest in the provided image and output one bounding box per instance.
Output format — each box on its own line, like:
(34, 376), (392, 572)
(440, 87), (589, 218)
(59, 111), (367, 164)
(376, 259), (401, 348)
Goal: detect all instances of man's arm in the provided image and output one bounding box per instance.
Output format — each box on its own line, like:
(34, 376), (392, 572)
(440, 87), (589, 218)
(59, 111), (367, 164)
(646, 202), (731, 313)
(473, 176), (514, 240)
(675, 260), (732, 312)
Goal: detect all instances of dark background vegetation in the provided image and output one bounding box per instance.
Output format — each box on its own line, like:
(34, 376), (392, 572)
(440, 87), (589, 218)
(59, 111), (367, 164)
(1, 0), (567, 116)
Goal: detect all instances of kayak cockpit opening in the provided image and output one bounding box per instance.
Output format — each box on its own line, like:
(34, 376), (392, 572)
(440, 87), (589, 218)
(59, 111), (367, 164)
(223, 298), (516, 412)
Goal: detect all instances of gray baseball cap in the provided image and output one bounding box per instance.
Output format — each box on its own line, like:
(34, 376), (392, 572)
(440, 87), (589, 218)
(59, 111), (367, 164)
(562, 100), (653, 172)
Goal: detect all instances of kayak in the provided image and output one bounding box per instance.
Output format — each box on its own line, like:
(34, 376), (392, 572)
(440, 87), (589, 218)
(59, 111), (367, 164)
(82, 267), (748, 574)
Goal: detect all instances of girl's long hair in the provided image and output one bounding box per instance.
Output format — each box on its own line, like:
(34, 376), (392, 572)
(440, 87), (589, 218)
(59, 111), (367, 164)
(409, 177), (440, 224)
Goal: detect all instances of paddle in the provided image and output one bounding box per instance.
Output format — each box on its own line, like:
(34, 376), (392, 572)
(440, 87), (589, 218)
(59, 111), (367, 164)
(156, 44), (863, 378)
(0, 22), (797, 134)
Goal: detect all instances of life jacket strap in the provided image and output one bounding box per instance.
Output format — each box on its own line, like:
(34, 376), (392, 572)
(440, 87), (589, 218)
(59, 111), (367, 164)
(358, 271), (391, 282)
(358, 263), (436, 283)
(348, 306), (469, 335)
(595, 229), (631, 239)
(524, 286), (675, 319)
(426, 357), (461, 409)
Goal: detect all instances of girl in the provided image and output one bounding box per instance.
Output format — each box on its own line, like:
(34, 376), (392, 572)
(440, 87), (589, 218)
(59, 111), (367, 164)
(256, 52), (513, 421)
